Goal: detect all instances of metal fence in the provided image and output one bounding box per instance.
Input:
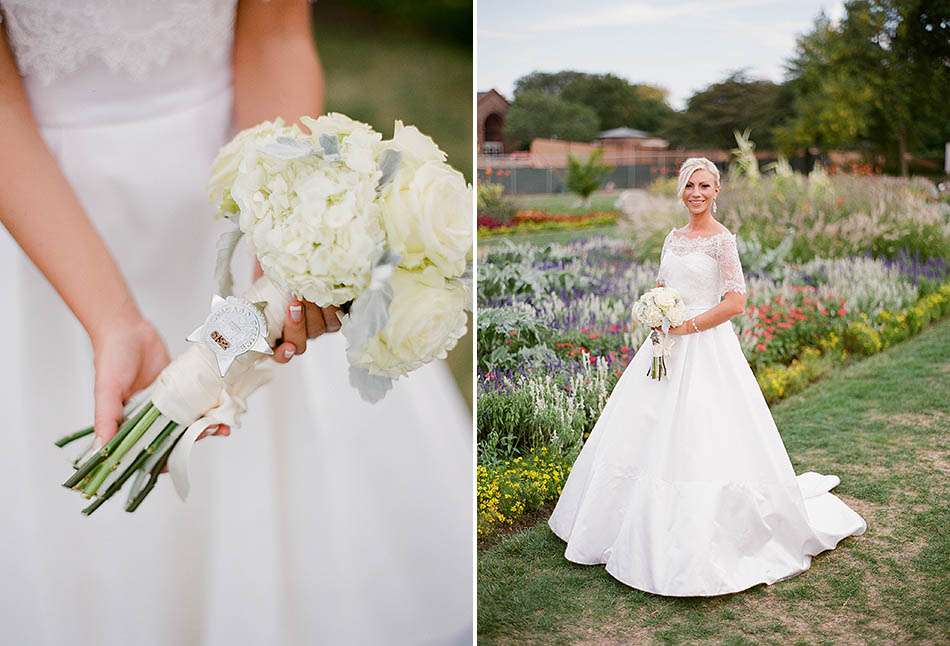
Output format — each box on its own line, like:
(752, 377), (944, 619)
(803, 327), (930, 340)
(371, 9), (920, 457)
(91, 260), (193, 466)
(477, 151), (817, 194)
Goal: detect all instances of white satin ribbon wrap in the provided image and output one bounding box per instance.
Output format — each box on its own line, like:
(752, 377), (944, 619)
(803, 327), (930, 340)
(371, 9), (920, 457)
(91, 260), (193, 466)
(149, 274), (290, 500)
(651, 331), (675, 358)
(167, 365), (272, 500)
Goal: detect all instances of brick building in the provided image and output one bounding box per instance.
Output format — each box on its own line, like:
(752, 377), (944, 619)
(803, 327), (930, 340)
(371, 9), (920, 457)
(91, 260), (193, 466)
(477, 89), (509, 154)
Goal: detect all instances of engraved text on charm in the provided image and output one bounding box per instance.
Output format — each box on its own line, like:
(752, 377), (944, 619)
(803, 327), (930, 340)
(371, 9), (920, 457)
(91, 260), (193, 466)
(187, 295), (273, 377)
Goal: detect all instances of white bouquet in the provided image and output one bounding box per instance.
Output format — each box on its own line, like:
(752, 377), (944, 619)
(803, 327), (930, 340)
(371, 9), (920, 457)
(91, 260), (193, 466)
(632, 287), (687, 380)
(57, 113), (472, 515)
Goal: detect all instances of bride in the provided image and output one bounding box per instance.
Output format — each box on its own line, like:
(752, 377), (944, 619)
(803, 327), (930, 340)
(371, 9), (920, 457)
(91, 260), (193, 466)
(0, 1), (471, 644)
(548, 157), (867, 596)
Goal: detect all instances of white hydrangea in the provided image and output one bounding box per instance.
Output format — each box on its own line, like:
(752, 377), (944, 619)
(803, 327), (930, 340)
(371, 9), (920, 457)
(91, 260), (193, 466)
(349, 266), (470, 378)
(653, 287), (677, 310)
(299, 113), (382, 175)
(219, 117), (386, 306)
(377, 121), (472, 278)
(208, 119), (290, 219)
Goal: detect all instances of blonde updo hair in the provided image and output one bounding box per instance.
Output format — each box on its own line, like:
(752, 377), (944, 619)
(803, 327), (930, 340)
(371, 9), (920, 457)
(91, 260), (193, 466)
(676, 157), (721, 199)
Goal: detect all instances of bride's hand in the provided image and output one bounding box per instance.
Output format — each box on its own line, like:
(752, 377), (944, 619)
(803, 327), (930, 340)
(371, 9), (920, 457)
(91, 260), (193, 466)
(90, 311), (169, 445)
(667, 323), (690, 336)
(251, 261), (341, 364)
(272, 298), (342, 364)
(91, 312), (233, 446)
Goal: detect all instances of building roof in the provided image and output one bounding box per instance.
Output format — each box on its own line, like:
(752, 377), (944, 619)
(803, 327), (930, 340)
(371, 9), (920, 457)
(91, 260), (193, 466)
(598, 127), (652, 139)
(477, 89), (510, 106)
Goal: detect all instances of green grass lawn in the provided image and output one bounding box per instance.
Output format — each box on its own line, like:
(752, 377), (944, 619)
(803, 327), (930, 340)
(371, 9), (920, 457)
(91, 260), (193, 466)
(512, 191), (622, 214)
(313, 17), (472, 181)
(478, 318), (950, 644)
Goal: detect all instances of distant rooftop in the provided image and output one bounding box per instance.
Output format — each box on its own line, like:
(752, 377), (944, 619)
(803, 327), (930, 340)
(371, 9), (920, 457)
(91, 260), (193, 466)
(599, 127), (653, 139)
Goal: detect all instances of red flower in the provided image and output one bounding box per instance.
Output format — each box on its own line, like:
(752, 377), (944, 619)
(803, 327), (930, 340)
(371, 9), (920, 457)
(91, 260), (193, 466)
(837, 308), (846, 316)
(756, 343), (767, 351)
(766, 326), (775, 334)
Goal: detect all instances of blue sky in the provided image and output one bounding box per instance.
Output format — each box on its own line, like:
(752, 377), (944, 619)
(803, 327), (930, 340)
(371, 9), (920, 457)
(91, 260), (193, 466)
(478, 0), (846, 110)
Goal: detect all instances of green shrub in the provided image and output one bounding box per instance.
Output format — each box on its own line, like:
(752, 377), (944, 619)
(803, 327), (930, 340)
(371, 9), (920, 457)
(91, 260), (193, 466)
(566, 148), (611, 206)
(477, 448), (570, 537)
(843, 320), (883, 356)
(477, 182), (517, 223)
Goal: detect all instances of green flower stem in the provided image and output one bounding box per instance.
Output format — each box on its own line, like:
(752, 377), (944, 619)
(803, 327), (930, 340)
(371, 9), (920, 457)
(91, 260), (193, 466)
(54, 426), (94, 448)
(63, 402), (152, 488)
(81, 405), (162, 497)
(81, 421), (179, 516)
(125, 430), (186, 513)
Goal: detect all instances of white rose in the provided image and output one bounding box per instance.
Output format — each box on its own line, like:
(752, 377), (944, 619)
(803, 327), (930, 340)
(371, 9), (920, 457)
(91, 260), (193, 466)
(653, 289), (676, 309)
(667, 303), (688, 326)
(351, 266), (469, 377)
(388, 120), (447, 165)
(380, 161), (472, 277)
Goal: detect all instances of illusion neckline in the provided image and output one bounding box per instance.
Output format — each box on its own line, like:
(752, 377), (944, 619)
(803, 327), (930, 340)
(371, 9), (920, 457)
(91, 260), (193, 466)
(670, 227), (733, 241)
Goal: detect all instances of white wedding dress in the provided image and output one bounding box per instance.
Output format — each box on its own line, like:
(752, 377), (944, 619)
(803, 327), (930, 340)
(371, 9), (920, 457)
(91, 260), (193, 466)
(548, 227), (867, 597)
(0, 2), (472, 644)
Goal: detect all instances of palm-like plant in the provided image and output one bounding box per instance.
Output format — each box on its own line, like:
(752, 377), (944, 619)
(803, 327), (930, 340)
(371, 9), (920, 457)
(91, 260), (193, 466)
(566, 148), (611, 207)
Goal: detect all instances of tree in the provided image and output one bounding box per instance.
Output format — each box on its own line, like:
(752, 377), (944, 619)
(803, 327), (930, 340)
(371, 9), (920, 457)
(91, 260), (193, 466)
(663, 71), (792, 150)
(510, 70), (675, 136)
(778, 0), (950, 175)
(503, 90), (600, 150)
(565, 148), (612, 206)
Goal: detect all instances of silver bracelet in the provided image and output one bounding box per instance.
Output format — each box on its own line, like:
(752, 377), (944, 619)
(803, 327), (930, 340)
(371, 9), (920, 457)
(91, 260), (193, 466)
(691, 318), (701, 333)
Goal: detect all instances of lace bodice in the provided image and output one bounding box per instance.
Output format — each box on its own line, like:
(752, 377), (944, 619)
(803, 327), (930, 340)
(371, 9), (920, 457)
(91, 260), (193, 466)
(0, 0), (237, 85)
(656, 228), (746, 311)
(0, 0), (238, 127)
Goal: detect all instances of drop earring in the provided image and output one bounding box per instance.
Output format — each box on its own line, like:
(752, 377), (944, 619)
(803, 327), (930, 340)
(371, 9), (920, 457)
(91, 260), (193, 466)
(712, 200), (718, 215)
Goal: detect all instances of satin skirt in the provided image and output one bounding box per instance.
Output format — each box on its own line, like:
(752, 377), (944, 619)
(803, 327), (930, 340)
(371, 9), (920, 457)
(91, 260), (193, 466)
(0, 85), (472, 645)
(548, 315), (866, 597)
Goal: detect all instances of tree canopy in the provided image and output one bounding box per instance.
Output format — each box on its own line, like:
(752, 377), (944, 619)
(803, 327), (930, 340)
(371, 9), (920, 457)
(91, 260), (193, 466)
(778, 0), (950, 174)
(500, 1), (949, 173)
(504, 71), (674, 149)
(503, 90), (600, 150)
(663, 71), (792, 150)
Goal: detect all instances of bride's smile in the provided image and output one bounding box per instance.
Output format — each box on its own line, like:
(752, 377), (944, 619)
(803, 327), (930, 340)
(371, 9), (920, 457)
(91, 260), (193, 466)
(682, 169), (720, 218)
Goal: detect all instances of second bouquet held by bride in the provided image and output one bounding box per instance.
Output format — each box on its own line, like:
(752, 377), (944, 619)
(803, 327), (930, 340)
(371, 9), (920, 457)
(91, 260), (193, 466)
(632, 287), (687, 380)
(58, 113), (473, 515)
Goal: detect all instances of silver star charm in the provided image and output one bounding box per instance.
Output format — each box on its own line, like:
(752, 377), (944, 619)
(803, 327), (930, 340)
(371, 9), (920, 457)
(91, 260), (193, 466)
(187, 295), (273, 377)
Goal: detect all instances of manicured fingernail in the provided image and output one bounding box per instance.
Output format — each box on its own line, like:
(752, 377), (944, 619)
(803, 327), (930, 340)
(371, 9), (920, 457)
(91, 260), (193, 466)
(283, 346), (295, 359)
(289, 304), (303, 322)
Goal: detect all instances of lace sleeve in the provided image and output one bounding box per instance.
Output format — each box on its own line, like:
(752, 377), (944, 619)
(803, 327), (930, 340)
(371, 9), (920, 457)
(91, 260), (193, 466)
(717, 233), (746, 297)
(656, 229), (673, 286)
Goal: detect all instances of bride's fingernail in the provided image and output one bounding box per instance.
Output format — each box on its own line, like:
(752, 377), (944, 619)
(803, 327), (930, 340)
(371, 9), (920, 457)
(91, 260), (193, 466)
(283, 346), (295, 359)
(289, 304), (303, 322)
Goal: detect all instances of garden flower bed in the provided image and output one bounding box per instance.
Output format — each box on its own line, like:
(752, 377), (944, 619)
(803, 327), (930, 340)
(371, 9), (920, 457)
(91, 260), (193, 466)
(477, 210), (619, 237)
(476, 233), (950, 537)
